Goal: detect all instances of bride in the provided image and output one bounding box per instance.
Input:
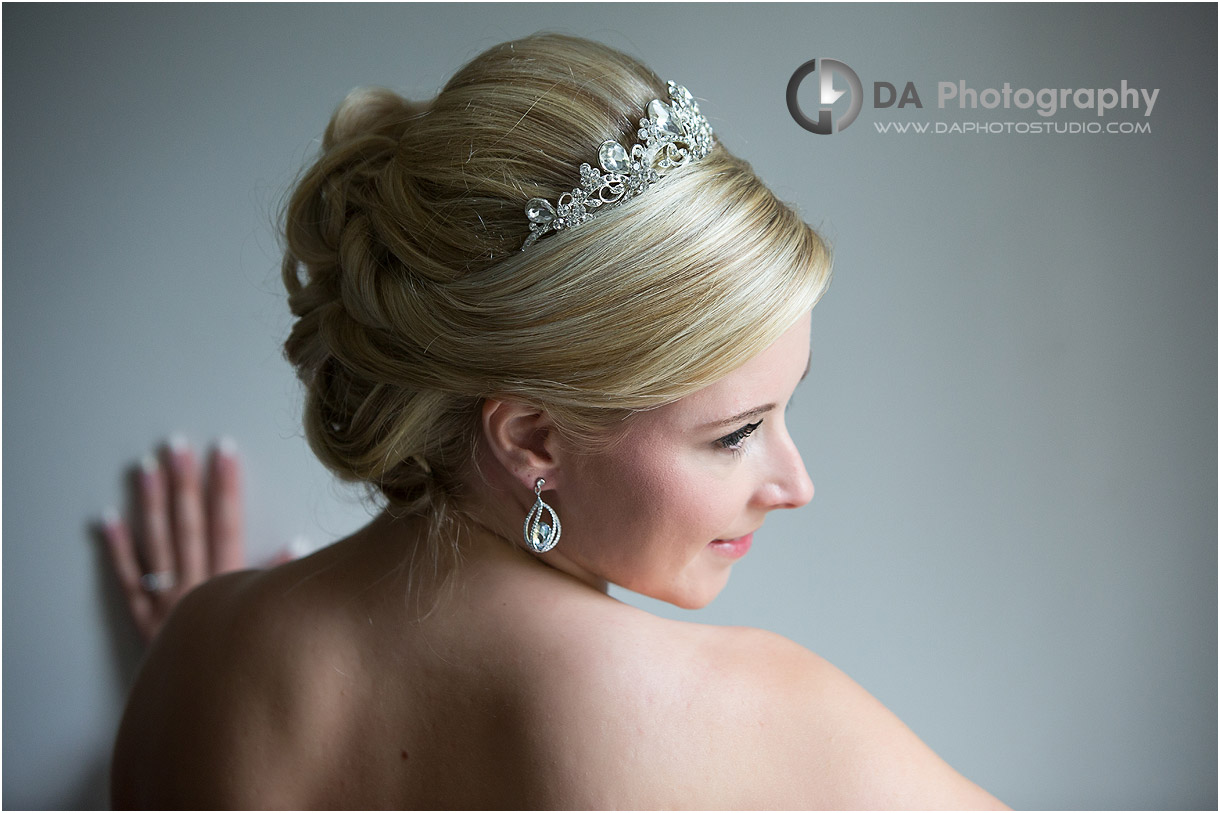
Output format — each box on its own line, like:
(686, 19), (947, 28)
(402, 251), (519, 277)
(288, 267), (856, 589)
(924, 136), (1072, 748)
(108, 32), (1006, 809)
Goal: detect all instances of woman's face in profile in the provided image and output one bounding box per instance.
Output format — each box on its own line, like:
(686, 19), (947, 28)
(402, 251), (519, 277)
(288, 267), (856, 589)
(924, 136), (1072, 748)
(547, 312), (815, 608)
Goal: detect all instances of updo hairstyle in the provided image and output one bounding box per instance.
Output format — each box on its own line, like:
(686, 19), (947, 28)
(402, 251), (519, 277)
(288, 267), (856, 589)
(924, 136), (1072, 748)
(281, 33), (831, 527)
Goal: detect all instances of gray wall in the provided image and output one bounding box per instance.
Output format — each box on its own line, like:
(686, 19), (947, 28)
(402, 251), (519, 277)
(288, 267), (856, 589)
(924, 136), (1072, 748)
(4, 4), (1215, 809)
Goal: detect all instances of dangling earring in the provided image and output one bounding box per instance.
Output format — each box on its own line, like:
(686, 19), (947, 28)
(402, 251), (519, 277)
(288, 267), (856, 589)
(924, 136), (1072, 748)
(524, 477), (561, 553)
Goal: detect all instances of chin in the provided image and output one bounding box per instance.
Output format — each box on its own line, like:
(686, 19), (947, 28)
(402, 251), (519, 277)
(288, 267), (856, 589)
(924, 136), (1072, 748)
(670, 593), (718, 610)
(652, 572), (732, 610)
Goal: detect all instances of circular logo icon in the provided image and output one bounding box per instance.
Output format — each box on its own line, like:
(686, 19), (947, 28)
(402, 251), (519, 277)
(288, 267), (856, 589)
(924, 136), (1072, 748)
(787, 59), (862, 135)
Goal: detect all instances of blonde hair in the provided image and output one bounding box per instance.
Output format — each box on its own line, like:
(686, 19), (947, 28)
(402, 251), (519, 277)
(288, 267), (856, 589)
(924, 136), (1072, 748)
(281, 32), (831, 527)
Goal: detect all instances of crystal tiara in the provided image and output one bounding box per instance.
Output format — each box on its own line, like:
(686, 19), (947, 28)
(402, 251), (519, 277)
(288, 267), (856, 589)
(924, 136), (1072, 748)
(521, 81), (714, 250)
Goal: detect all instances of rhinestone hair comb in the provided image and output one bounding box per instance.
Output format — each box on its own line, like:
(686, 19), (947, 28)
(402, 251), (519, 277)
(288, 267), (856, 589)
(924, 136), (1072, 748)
(521, 81), (714, 250)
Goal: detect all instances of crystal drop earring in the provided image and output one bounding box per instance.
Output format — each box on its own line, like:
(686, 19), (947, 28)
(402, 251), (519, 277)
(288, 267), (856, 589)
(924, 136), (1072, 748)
(523, 478), (561, 553)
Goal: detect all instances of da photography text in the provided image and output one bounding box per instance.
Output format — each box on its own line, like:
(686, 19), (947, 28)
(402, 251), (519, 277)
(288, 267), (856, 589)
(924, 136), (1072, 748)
(788, 58), (1161, 135)
(880, 80), (1159, 118)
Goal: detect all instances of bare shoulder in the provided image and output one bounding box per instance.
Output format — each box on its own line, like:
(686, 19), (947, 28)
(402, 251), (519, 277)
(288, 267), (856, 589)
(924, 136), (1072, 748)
(111, 563), (356, 809)
(725, 627), (1007, 809)
(530, 616), (1006, 810)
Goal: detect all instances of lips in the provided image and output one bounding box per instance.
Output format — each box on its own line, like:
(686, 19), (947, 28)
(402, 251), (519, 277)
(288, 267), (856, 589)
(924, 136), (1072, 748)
(708, 532), (753, 558)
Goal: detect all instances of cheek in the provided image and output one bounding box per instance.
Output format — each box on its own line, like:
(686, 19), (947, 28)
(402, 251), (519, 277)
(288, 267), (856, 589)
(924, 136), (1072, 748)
(592, 445), (728, 554)
(590, 447), (677, 540)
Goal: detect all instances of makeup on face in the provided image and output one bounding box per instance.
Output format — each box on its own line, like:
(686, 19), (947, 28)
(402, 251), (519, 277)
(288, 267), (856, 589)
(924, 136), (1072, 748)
(543, 313), (814, 609)
(708, 532), (754, 558)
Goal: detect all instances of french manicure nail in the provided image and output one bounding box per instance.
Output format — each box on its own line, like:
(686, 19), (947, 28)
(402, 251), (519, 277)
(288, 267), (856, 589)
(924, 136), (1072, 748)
(289, 535), (314, 558)
(217, 436), (238, 457)
(141, 455), (159, 476)
(102, 507), (120, 527)
(168, 433), (189, 454)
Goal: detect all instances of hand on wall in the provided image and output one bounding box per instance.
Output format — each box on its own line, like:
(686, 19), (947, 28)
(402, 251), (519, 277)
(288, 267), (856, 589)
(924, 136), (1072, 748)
(99, 437), (292, 644)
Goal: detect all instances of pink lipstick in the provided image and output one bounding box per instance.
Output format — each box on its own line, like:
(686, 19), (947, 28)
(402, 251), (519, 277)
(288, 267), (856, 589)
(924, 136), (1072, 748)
(708, 532), (753, 558)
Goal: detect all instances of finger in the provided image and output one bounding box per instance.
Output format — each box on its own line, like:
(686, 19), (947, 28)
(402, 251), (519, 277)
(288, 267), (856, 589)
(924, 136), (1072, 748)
(138, 453), (176, 578)
(266, 548), (295, 567)
(101, 510), (157, 643)
(164, 435), (207, 587)
(261, 534), (311, 568)
(207, 437), (246, 573)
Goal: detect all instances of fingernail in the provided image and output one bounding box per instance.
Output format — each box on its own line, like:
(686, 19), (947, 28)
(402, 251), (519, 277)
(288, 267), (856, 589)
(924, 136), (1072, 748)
(217, 436), (238, 457)
(168, 433), (189, 454)
(289, 535), (314, 558)
(140, 454), (159, 476)
(102, 507), (120, 527)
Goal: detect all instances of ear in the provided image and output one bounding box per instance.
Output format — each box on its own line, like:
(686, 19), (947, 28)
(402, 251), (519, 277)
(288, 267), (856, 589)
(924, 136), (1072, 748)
(481, 398), (563, 491)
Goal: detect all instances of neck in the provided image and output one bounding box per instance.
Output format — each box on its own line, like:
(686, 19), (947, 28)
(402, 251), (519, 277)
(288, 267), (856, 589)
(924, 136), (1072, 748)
(355, 505), (611, 601)
(458, 515), (612, 596)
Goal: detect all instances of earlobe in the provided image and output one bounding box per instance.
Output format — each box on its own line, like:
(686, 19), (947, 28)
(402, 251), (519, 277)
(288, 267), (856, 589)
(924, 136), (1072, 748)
(481, 398), (561, 489)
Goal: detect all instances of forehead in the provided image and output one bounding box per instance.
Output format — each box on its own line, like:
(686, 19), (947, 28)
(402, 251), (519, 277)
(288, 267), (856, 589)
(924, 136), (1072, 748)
(641, 313), (812, 429)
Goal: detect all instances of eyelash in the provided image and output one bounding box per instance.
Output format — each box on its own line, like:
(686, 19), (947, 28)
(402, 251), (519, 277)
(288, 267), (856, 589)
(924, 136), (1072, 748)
(716, 420), (763, 452)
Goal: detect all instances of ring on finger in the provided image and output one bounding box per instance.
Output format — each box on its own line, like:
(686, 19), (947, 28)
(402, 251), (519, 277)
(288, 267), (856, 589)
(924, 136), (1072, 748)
(140, 570), (177, 593)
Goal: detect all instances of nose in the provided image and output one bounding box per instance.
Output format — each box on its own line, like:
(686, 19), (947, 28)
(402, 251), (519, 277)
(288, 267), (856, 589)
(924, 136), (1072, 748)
(757, 429), (814, 510)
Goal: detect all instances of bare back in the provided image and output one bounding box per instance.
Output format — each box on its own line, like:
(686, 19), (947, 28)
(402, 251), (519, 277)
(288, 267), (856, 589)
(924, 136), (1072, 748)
(111, 515), (1004, 809)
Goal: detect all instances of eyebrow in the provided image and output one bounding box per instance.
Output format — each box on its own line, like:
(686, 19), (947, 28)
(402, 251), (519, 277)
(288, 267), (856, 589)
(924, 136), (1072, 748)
(705, 350), (812, 430)
(707, 403), (775, 429)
